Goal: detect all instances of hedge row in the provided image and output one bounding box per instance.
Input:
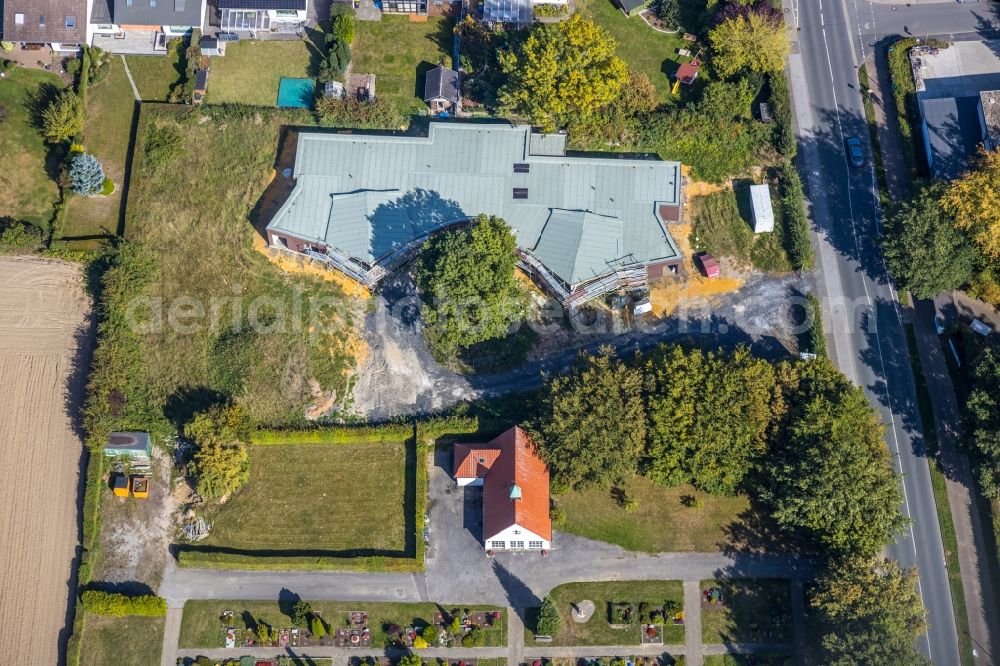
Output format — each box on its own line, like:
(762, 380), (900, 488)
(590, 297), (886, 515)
(81, 590), (167, 617)
(779, 162), (814, 272)
(176, 551), (423, 572)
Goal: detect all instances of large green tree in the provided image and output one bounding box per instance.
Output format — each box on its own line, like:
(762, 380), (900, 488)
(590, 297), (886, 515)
(881, 183), (977, 299)
(535, 347), (645, 489)
(645, 345), (777, 495)
(810, 557), (928, 665)
(185, 403), (252, 499)
(709, 13), (790, 77)
(41, 90), (85, 144)
(499, 14), (628, 132)
(417, 214), (523, 357)
(767, 359), (907, 557)
(967, 348), (1000, 498)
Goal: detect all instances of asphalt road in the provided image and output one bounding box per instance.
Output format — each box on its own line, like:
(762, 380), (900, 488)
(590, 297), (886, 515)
(789, 0), (962, 662)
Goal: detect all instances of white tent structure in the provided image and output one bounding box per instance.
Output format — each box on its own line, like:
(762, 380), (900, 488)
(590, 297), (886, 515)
(749, 184), (774, 233)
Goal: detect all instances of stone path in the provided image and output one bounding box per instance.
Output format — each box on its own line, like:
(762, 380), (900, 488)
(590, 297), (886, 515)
(683, 581), (703, 666)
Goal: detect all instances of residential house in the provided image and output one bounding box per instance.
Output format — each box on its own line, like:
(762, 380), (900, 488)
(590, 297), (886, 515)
(265, 122), (684, 306)
(90, 0), (206, 52)
(423, 65), (459, 115)
(453, 426), (552, 552)
(216, 0), (307, 35)
(919, 96), (983, 180)
(1, 0), (88, 50)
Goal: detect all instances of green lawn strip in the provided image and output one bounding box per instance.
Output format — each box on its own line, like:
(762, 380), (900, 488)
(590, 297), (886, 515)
(79, 614), (164, 666)
(575, 0), (688, 104)
(690, 189), (791, 272)
(63, 57), (135, 242)
(555, 474), (750, 552)
(196, 441), (408, 552)
(856, 64), (890, 207)
(352, 16), (453, 116)
(523, 581), (684, 646)
(179, 600), (506, 649)
(0, 66), (63, 227)
(206, 40), (316, 106)
(903, 323), (975, 666)
(699, 579), (792, 645)
(702, 654), (793, 666)
(125, 45), (186, 102)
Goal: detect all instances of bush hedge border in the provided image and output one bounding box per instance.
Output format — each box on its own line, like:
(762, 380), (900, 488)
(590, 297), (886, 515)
(178, 416), (478, 572)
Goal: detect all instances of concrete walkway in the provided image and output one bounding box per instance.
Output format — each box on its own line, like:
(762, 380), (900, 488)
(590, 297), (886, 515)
(161, 605), (184, 666)
(683, 581), (703, 666)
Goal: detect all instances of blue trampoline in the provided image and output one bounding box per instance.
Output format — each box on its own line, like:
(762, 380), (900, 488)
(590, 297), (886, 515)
(277, 77), (315, 108)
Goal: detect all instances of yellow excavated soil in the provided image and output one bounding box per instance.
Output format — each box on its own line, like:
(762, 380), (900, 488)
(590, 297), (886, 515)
(650, 222), (745, 316)
(252, 233), (372, 300)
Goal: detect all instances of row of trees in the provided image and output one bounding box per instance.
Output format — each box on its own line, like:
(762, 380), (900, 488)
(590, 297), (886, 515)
(882, 150), (1000, 305)
(532, 346), (905, 559)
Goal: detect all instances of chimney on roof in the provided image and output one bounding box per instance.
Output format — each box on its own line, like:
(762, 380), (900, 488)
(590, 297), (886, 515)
(509, 484), (522, 501)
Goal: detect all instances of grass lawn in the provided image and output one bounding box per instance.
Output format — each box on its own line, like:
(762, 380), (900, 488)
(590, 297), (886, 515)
(700, 579), (792, 645)
(198, 442), (408, 552)
(690, 189), (792, 273)
(126, 107), (361, 423)
(703, 654), (793, 666)
(524, 581), (685, 646)
(0, 66), (64, 228)
(353, 16), (453, 116)
(180, 600), (507, 648)
(125, 41), (186, 101)
(62, 57), (135, 244)
(207, 40), (316, 106)
(79, 614), (164, 666)
(556, 474), (752, 552)
(576, 0), (688, 104)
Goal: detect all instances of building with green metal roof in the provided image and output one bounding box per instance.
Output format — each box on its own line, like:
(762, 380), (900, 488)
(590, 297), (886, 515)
(265, 122), (684, 304)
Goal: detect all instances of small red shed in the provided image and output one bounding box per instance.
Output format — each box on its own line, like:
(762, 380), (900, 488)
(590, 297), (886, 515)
(676, 61), (700, 85)
(697, 252), (720, 278)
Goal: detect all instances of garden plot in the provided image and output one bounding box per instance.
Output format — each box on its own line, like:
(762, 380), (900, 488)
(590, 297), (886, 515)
(700, 579), (792, 645)
(525, 581), (685, 646)
(192, 441), (409, 554)
(0, 257), (93, 664)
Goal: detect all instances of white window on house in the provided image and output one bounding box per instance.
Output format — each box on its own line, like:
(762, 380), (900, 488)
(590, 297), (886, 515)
(15, 12), (25, 23)
(510, 540), (525, 549)
(529, 540), (544, 549)
(490, 540), (505, 549)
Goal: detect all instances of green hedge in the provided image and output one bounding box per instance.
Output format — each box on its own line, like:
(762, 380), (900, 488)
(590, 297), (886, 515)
(176, 551), (422, 572)
(81, 590), (167, 617)
(250, 422), (414, 445)
(779, 162), (814, 272)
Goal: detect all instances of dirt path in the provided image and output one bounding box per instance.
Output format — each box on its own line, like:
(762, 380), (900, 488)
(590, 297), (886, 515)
(0, 257), (93, 664)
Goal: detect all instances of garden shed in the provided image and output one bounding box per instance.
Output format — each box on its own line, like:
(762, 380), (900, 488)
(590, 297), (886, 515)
(749, 184), (774, 233)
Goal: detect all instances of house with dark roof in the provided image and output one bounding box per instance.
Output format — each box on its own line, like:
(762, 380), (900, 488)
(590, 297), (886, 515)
(216, 0), (307, 34)
(1, 0), (87, 48)
(88, 0), (206, 51)
(265, 122), (684, 306)
(423, 65), (459, 114)
(614, 0), (651, 16)
(919, 96), (983, 180)
(453, 427), (552, 552)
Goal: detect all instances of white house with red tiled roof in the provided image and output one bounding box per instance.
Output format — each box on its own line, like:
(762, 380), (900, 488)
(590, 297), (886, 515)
(453, 426), (552, 552)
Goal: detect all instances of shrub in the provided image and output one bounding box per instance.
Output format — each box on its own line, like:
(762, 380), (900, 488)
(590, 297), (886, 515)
(536, 595), (560, 636)
(398, 653), (423, 666)
(533, 3), (567, 17)
(330, 5), (356, 44)
(100, 177), (115, 196)
(142, 121), (186, 174)
(310, 615), (328, 638)
(780, 163), (814, 271)
(319, 40), (351, 82)
(421, 624), (438, 644)
(622, 494), (640, 512)
(41, 90), (85, 144)
(292, 600), (312, 627)
(0, 103), (6, 124)
(66, 57), (82, 76)
(412, 635), (429, 649)
(549, 505), (566, 526)
(88, 46), (111, 84)
(315, 96), (404, 129)
(0, 220), (43, 249)
(80, 590), (167, 617)
(461, 625), (485, 647)
(70, 153), (107, 195)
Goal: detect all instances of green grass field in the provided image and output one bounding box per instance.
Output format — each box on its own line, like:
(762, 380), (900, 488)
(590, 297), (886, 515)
(180, 600), (507, 648)
(353, 16), (453, 116)
(207, 40), (316, 106)
(125, 43), (186, 101)
(62, 57), (136, 244)
(79, 615), (164, 666)
(524, 581), (685, 646)
(198, 442), (408, 552)
(576, 0), (687, 103)
(0, 66), (63, 228)
(690, 189), (792, 273)
(700, 579), (792, 645)
(126, 107), (360, 423)
(556, 474), (752, 552)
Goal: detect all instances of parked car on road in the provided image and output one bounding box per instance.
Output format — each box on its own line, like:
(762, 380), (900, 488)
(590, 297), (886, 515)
(846, 137), (864, 167)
